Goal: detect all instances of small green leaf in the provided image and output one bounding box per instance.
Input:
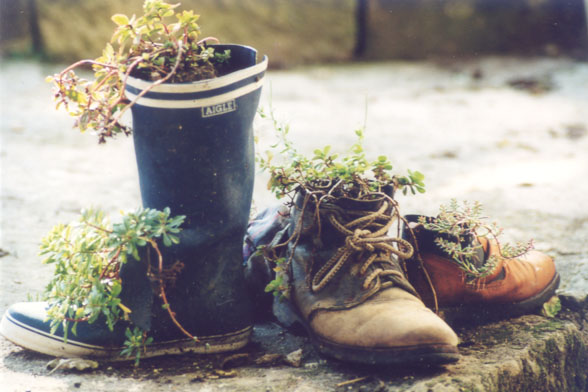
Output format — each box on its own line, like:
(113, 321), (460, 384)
(111, 14), (130, 26)
(162, 234), (172, 247)
(540, 296), (561, 318)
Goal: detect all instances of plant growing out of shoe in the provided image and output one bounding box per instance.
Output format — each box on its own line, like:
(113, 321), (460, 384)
(40, 207), (186, 364)
(256, 108), (426, 298)
(251, 110), (460, 365)
(46, 0), (231, 143)
(401, 202), (559, 324)
(257, 107), (425, 201)
(417, 199), (534, 280)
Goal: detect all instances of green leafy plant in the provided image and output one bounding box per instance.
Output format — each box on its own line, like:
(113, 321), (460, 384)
(46, 0), (231, 143)
(256, 106), (425, 201)
(40, 207), (189, 364)
(540, 296), (561, 318)
(263, 256), (288, 298)
(256, 107), (426, 297)
(121, 327), (154, 366)
(419, 199), (534, 279)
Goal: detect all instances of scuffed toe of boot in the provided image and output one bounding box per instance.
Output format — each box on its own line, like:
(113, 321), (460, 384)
(308, 288), (459, 365)
(269, 193), (461, 366)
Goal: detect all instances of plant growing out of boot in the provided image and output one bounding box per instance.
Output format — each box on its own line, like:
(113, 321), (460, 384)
(1, 207), (188, 365)
(253, 109), (460, 366)
(417, 199), (534, 280)
(401, 200), (560, 325)
(46, 0), (232, 143)
(256, 107), (424, 299)
(257, 107), (425, 202)
(3, 0), (266, 367)
(0, 208), (198, 365)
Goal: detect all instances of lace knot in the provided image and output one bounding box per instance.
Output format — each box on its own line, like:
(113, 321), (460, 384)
(310, 200), (414, 293)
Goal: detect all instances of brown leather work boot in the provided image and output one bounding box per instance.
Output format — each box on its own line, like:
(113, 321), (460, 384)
(268, 194), (459, 366)
(402, 215), (560, 325)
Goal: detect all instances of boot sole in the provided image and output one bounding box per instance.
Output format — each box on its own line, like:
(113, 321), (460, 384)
(315, 336), (460, 366)
(273, 298), (460, 366)
(0, 312), (252, 360)
(440, 272), (561, 326)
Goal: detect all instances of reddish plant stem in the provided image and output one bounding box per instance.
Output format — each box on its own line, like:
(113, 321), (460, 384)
(57, 59), (118, 77)
(100, 247), (122, 279)
(64, 316), (90, 322)
(81, 219), (113, 234)
(147, 239), (198, 342)
(108, 42), (186, 129)
(197, 36), (220, 45)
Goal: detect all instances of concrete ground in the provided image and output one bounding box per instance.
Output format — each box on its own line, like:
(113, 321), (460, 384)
(0, 56), (587, 391)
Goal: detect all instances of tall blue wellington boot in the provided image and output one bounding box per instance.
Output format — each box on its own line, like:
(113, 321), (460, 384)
(0, 45), (267, 359)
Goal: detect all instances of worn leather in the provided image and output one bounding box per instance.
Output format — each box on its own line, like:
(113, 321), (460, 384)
(404, 220), (558, 309)
(310, 287), (458, 349)
(281, 193), (459, 354)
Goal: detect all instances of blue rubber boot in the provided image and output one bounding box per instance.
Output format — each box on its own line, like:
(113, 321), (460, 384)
(1, 45), (268, 359)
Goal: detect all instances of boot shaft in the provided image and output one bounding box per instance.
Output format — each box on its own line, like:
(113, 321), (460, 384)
(285, 190), (417, 317)
(129, 45), (267, 235)
(121, 45), (267, 337)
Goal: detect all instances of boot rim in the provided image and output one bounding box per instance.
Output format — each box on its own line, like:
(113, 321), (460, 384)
(126, 44), (267, 93)
(125, 44), (268, 109)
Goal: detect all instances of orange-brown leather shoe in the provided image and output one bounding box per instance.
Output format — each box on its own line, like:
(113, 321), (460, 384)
(402, 215), (560, 325)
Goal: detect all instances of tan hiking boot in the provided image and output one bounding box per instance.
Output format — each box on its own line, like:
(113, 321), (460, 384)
(269, 193), (459, 366)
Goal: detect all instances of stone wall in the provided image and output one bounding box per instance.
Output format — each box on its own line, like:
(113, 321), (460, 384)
(362, 0), (588, 59)
(0, 0), (356, 68)
(0, 0), (586, 66)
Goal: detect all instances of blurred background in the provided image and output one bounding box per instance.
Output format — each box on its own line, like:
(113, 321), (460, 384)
(1, 0), (587, 67)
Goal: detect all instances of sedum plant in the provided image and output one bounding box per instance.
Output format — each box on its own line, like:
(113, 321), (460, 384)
(41, 207), (186, 364)
(419, 199), (534, 279)
(46, 0), (231, 143)
(256, 107), (426, 298)
(256, 106), (426, 202)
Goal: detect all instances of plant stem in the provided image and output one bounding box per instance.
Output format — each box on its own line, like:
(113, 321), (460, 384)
(110, 42), (186, 127)
(147, 238), (198, 343)
(57, 59), (119, 77)
(100, 247), (122, 279)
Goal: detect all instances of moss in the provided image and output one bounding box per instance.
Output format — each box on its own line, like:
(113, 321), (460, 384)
(530, 319), (565, 338)
(466, 323), (517, 346)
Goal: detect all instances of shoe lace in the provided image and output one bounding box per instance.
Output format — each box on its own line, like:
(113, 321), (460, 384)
(311, 200), (414, 293)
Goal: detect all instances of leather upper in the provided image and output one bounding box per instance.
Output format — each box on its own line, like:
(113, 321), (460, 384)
(283, 194), (459, 351)
(406, 234), (557, 308)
